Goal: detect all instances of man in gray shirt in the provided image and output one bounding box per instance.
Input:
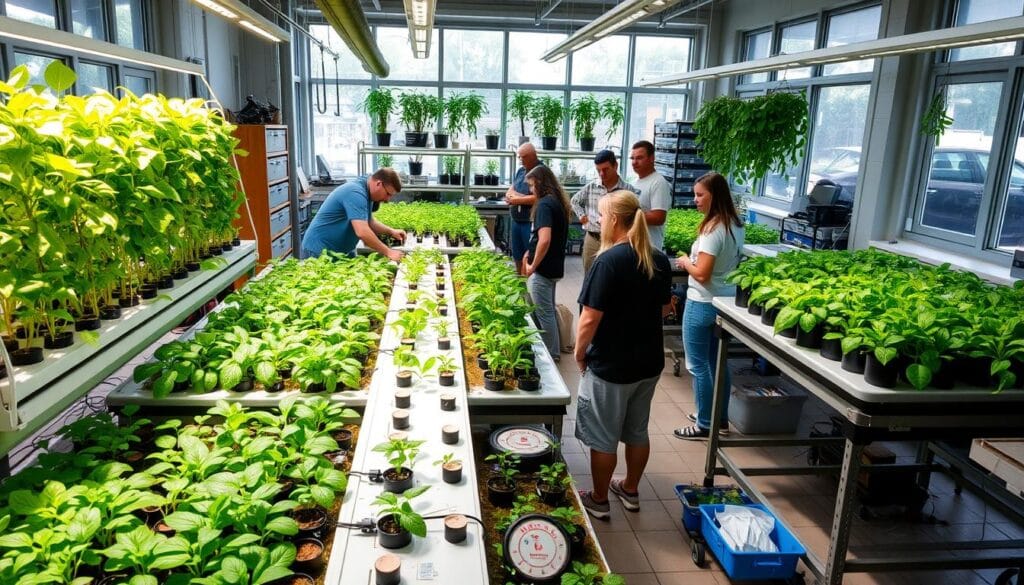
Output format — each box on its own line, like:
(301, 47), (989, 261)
(570, 150), (636, 274)
(629, 140), (672, 252)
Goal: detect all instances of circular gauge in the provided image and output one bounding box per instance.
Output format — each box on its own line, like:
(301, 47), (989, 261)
(490, 424), (555, 455)
(503, 514), (571, 582)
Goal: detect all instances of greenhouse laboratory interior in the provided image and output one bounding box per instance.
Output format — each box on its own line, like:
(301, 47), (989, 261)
(2, 0), (1024, 584)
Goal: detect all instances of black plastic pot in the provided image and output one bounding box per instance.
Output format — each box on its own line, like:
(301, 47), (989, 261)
(10, 347), (43, 366)
(440, 393), (456, 411)
(930, 360), (955, 390)
(292, 537), (325, 573)
(100, 305), (121, 320)
(405, 132), (428, 147)
(408, 161), (423, 176)
(864, 353), (898, 388)
(2, 335), (17, 352)
(579, 137), (596, 152)
(735, 286), (751, 308)
(437, 337), (451, 350)
(97, 575), (129, 585)
(820, 337), (843, 361)
(231, 237), (242, 246)
(535, 482), (566, 506)
(392, 409), (410, 430)
(439, 305), (449, 316)
(332, 428), (353, 450)
(383, 467), (414, 493)
(433, 133), (449, 148)
(442, 424), (459, 445)
(186, 261), (201, 272)
(278, 367), (292, 380)
(476, 355), (489, 371)
(748, 301), (764, 316)
(957, 356), (996, 388)
(474, 174), (485, 186)
(439, 174), (451, 185)
(485, 134), (499, 150)
(487, 477), (515, 507)
(450, 173), (462, 185)
(540, 136), (557, 151)
(396, 371), (413, 388)
(221, 242), (234, 251)
(302, 382), (326, 393)
(268, 381), (285, 393)
(376, 132), (391, 147)
(293, 507), (329, 540)
(43, 331), (74, 349)
(483, 371), (506, 391)
(209, 245), (224, 256)
(139, 285), (158, 300)
(377, 515), (412, 549)
(75, 316), (101, 331)
(230, 378), (254, 392)
(487, 174), (499, 186)
(157, 276), (175, 290)
(444, 514), (468, 543)
(118, 294), (140, 308)
(517, 375), (540, 391)
(442, 462), (462, 484)
(841, 350), (866, 374)
(172, 268), (189, 280)
(795, 323), (823, 349)
(569, 524), (586, 558)
(761, 307), (779, 326)
(394, 390), (411, 409)
(439, 371), (456, 386)
(375, 554), (402, 585)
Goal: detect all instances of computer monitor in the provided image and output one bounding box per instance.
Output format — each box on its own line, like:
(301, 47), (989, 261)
(808, 180), (841, 206)
(315, 155), (334, 182)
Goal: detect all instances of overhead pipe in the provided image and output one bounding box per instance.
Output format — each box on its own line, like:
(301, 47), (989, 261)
(315, 0), (390, 77)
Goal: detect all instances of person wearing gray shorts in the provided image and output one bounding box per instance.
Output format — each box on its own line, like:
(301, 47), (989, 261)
(573, 190), (672, 520)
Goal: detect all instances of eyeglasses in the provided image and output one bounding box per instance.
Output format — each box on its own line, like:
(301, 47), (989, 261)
(379, 180), (397, 197)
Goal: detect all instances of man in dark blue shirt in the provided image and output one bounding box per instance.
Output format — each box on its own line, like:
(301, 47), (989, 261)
(301, 168), (406, 261)
(505, 142), (544, 274)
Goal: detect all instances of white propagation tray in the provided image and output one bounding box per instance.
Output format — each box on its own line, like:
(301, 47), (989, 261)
(1, 242), (257, 450)
(970, 439), (1024, 498)
(324, 256), (489, 583)
(358, 227), (495, 254)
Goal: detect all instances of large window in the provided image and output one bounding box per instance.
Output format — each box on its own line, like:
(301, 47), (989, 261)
(995, 103), (1024, 249)
(313, 84), (371, 177)
(822, 5), (882, 76)
(71, 0), (106, 40)
(310, 25), (371, 80)
(777, 20), (816, 80)
(443, 87), (501, 148)
(805, 85), (870, 201)
(115, 0), (146, 50)
(379, 27), (439, 81)
(633, 36), (690, 85)
(14, 51), (59, 86)
(76, 61), (113, 94)
(950, 0), (1023, 62)
(571, 35), (629, 86)
(6, 0), (56, 28)
(444, 29), (503, 83)
(507, 32), (566, 85)
(740, 30), (771, 84)
(628, 93), (686, 152)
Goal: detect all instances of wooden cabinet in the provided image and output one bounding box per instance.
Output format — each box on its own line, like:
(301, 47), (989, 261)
(234, 124), (293, 273)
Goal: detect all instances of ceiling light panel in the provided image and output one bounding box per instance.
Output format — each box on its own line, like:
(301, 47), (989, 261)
(189, 0), (290, 43)
(542, 0), (682, 62)
(402, 0), (436, 58)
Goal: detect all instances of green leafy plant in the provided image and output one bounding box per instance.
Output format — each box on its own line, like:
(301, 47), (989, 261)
(434, 452), (459, 467)
(536, 461), (570, 491)
(435, 354), (458, 375)
(495, 492), (538, 533)
(371, 485), (431, 537)
(485, 451), (520, 487)
(398, 91), (431, 133)
(601, 97), (625, 141)
(378, 153), (394, 168)
(393, 345), (437, 379)
(507, 90), (535, 137)
(920, 91), (954, 146)
(549, 506), (583, 535)
(484, 159), (499, 176)
(561, 562), (625, 585)
(373, 438), (426, 472)
(362, 87), (397, 134)
(571, 94), (602, 141)
(460, 92), (488, 139)
(443, 156), (461, 175)
(531, 95), (566, 139)
(424, 94), (447, 132)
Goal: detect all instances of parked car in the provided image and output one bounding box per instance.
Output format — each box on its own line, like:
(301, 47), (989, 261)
(811, 147), (1024, 247)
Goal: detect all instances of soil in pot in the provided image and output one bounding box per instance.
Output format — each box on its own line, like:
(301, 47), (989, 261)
(292, 538), (324, 572)
(326, 450), (348, 470)
(440, 393), (456, 411)
(535, 481), (566, 506)
(11, 347), (43, 366)
(394, 389), (411, 408)
(864, 353), (898, 388)
(442, 424), (459, 445)
(487, 477), (515, 507)
(439, 371), (456, 386)
(293, 507), (328, 540)
(43, 331), (74, 349)
(269, 573), (315, 585)
(841, 350), (866, 374)
(444, 514), (468, 544)
(517, 374), (540, 391)
(820, 337), (843, 361)
(442, 461), (463, 484)
(118, 294), (140, 308)
(483, 371), (506, 391)
(377, 515), (412, 549)
(332, 428), (354, 450)
(392, 409), (410, 430)
(383, 466), (414, 493)
(375, 553), (402, 585)
(795, 323), (823, 349)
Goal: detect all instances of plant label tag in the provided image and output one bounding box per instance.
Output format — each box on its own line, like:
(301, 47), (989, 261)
(417, 562), (436, 580)
(1011, 249), (1024, 280)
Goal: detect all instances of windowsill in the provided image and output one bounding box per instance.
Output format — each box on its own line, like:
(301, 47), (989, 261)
(745, 201), (789, 220)
(870, 239), (1018, 286)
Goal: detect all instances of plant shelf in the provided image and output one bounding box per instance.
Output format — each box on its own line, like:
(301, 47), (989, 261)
(0, 242), (257, 454)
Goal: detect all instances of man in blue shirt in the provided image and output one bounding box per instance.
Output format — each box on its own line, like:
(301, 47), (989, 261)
(301, 168), (406, 261)
(505, 142), (544, 274)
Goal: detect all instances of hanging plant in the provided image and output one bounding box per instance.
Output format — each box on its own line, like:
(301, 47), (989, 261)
(920, 91), (954, 146)
(693, 91), (809, 187)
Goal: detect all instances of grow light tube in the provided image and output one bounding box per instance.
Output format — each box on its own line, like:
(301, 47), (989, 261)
(187, 0), (290, 42)
(642, 14), (1024, 87)
(541, 0), (687, 62)
(403, 0), (436, 58)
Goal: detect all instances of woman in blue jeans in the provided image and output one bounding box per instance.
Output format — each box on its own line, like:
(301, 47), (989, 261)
(673, 172), (745, 440)
(522, 165), (569, 359)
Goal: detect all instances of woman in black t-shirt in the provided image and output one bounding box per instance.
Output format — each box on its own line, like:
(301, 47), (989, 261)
(523, 165), (570, 359)
(573, 190), (672, 520)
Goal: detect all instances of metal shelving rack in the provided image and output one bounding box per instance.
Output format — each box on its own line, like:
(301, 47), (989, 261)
(653, 121), (710, 209)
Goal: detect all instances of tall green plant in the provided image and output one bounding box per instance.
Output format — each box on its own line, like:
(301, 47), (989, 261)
(460, 92), (488, 139)
(398, 91), (431, 133)
(507, 90), (534, 137)
(571, 94), (602, 140)
(531, 95), (565, 139)
(362, 87), (396, 134)
(602, 97), (625, 140)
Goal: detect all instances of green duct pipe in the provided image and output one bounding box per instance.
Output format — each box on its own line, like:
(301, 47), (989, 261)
(315, 0), (390, 77)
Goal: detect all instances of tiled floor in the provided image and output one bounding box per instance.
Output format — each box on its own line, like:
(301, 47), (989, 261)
(548, 255), (1022, 585)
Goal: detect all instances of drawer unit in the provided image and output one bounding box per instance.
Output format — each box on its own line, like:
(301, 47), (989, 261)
(269, 206), (291, 237)
(265, 128), (287, 154)
(271, 229), (291, 259)
(268, 181), (289, 209)
(267, 155), (288, 183)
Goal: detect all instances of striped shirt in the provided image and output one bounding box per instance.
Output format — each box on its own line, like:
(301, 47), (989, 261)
(570, 176), (637, 235)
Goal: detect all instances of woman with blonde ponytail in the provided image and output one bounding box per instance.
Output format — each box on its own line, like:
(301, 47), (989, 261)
(574, 190), (672, 520)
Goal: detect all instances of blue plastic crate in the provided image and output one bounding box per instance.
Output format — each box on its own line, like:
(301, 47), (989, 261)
(674, 484), (753, 534)
(699, 503), (806, 580)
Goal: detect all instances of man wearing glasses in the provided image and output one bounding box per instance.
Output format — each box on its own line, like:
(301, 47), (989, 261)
(301, 167), (406, 261)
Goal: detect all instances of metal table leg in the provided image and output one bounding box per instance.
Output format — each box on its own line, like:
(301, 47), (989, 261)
(824, 437), (864, 585)
(703, 320), (730, 487)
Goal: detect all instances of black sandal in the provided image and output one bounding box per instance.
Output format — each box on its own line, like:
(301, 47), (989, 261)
(673, 425), (709, 440)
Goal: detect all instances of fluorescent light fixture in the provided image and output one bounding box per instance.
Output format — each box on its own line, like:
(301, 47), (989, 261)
(0, 15), (204, 76)
(188, 0), (290, 43)
(402, 0), (436, 59)
(642, 14), (1024, 87)
(542, 0), (682, 62)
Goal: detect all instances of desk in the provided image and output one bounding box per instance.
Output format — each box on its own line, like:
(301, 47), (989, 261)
(703, 297), (1024, 584)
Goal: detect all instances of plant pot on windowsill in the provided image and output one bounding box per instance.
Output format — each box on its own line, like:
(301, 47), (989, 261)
(579, 137), (596, 152)
(376, 132), (392, 147)
(474, 174), (485, 186)
(442, 460), (463, 484)
(540, 136), (557, 151)
(409, 161), (424, 176)
(405, 132), (428, 147)
(485, 134), (499, 149)
(487, 477), (516, 507)
(439, 174), (451, 185)
(487, 174), (499, 186)
(377, 514), (412, 549)
(383, 466), (414, 494)
(450, 173), (462, 185)
(434, 133), (449, 148)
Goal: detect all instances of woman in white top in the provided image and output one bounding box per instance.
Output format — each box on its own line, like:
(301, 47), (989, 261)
(673, 172), (745, 439)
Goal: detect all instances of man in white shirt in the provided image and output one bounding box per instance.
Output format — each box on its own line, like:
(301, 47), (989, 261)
(629, 140), (672, 252)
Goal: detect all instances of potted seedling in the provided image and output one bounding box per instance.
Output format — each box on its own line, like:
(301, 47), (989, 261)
(550, 506), (587, 557)
(531, 95), (565, 151)
(393, 345), (436, 388)
(436, 452), (463, 484)
(485, 159), (499, 185)
(507, 89), (534, 145)
(483, 350), (511, 391)
(561, 562), (626, 585)
(426, 94), (448, 148)
(399, 91), (430, 147)
(378, 153), (394, 169)
(408, 154), (424, 176)
(571, 93), (602, 152)
(440, 156), (456, 184)
(390, 308), (428, 347)
(372, 485), (431, 549)
(474, 158), (486, 186)
(362, 87), (396, 146)
(373, 437), (426, 493)
(460, 91), (488, 146)
(484, 450), (520, 507)
(436, 318), (452, 350)
(535, 461), (570, 505)
(485, 127), (500, 150)
(444, 92), (464, 148)
(436, 354), (459, 387)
